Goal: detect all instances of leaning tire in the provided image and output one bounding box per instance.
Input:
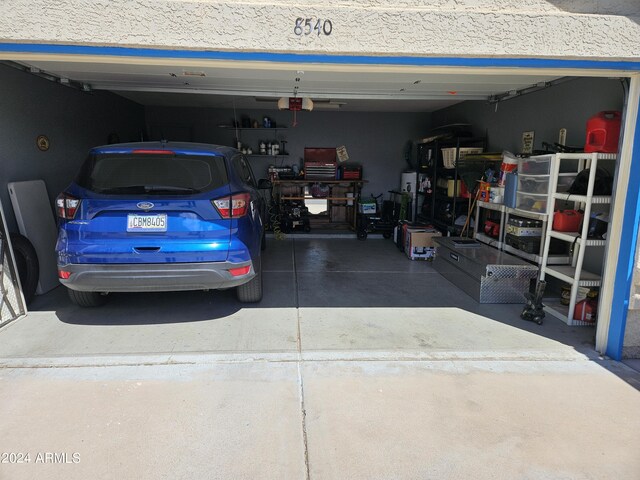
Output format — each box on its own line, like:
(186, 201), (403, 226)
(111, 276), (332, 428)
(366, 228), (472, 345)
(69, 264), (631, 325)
(9, 233), (39, 305)
(67, 288), (108, 307)
(236, 257), (263, 303)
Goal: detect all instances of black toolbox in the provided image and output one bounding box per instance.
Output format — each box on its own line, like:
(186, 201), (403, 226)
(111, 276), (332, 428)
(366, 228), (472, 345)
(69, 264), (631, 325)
(505, 234), (540, 254)
(505, 234), (567, 255)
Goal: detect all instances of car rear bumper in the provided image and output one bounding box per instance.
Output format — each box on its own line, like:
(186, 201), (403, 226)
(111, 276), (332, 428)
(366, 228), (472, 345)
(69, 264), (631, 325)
(58, 261), (256, 292)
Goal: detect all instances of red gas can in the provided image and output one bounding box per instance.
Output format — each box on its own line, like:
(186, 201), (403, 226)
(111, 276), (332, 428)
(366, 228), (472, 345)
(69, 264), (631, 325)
(584, 111), (622, 153)
(553, 210), (584, 232)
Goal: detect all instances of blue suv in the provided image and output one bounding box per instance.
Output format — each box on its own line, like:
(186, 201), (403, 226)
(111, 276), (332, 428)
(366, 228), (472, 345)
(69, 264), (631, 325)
(55, 142), (265, 306)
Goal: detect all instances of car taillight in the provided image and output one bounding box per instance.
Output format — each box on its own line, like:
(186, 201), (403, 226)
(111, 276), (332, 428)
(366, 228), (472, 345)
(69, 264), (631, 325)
(212, 193), (250, 219)
(58, 270), (71, 279)
(228, 265), (251, 277)
(55, 193), (81, 220)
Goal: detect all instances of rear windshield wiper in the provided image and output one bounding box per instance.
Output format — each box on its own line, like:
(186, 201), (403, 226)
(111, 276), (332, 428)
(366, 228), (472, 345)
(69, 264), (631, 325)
(95, 185), (200, 194)
(142, 185), (200, 193)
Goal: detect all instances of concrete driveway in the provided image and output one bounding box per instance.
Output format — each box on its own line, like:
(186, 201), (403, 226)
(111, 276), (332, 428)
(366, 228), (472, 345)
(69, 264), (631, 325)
(1, 238), (639, 479)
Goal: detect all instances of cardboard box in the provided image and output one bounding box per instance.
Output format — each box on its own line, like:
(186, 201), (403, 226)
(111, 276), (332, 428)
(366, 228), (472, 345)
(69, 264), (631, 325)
(405, 228), (442, 260)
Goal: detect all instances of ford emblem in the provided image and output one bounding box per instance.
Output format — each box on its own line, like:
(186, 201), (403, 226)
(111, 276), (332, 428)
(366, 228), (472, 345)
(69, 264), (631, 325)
(137, 202), (154, 210)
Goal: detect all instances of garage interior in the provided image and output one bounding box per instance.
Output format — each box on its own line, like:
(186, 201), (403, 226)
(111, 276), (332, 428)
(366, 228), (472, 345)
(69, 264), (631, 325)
(0, 58), (630, 359)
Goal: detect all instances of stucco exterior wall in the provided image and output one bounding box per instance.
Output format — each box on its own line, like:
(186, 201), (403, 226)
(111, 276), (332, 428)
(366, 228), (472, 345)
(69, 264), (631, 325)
(0, 1), (639, 60)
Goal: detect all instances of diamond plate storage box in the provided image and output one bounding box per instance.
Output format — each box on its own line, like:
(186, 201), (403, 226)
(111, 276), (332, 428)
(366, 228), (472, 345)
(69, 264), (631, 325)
(433, 237), (538, 303)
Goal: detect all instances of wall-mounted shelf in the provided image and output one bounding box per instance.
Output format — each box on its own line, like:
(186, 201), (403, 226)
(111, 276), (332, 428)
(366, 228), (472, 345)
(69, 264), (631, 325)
(218, 126), (288, 131)
(219, 125), (288, 156)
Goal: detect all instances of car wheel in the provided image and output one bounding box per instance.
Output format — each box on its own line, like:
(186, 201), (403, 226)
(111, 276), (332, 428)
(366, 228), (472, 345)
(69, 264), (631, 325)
(67, 288), (108, 307)
(236, 257), (263, 303)
(9, 233), (39, 305)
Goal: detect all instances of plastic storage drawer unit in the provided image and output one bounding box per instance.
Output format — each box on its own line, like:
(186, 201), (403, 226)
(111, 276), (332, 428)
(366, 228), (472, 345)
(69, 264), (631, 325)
(516, 192), (548, 214)
(518, 175), (549, 194)
(518, 155), (552, 175)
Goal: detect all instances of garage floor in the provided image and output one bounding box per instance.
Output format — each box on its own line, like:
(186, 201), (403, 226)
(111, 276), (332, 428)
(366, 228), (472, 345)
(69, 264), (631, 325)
(1, 237), (639, 479)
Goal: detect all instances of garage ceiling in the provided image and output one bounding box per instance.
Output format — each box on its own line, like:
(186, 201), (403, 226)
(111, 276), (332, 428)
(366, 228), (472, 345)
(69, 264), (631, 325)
(17, 59), (562, 112)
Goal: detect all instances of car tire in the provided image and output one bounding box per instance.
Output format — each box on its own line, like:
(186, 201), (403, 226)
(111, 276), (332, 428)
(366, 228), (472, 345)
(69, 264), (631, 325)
(9, 233), (39, 305)
(236, 257), (263, 303)
(67, 288), (108, 307)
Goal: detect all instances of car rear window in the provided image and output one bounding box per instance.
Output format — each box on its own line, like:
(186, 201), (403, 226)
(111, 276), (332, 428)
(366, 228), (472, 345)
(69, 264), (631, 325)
(76, 153), (228, 195)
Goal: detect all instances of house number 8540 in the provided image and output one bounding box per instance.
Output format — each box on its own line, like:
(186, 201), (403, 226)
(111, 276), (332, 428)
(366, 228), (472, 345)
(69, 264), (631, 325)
(294, 18), (333, 36)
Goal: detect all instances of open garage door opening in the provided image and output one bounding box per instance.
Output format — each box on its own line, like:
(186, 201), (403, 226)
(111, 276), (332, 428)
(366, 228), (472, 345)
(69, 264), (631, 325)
(0, 56), (637, 362)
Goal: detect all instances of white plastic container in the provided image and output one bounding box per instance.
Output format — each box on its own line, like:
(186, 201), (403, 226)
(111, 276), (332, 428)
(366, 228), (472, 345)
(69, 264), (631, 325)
(518, 155), (552, 175)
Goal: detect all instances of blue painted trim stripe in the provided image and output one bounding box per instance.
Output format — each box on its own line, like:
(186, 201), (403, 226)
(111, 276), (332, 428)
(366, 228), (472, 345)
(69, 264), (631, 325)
(2, 43), (640, 71)
(607, 90), (640, 361)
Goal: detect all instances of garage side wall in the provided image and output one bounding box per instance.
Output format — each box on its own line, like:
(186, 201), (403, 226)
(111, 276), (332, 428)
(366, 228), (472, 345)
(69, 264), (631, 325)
(431, 78), (624, 154)
(432, 76), (637, 353)
(144, 107), (430, 198)
(0, 64), (146, 231)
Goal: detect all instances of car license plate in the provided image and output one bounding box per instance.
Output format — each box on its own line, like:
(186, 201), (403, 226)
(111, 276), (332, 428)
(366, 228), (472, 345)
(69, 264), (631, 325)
(127, 214), (167, 232)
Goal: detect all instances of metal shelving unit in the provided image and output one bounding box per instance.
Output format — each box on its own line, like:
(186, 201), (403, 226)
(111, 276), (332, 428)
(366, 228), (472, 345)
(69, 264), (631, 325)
(415, 137), (489, 235)
(539, 153), (616, 326)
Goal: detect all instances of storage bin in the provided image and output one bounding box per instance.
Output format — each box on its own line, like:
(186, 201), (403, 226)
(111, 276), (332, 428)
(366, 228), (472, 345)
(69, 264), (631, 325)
(504, 172), (518, 208)
(436, 179), (470, 198)
(441, 147), (484, 169)
(518, 155), (552, 175)
(506, 224), (542, 237)
(507, 217), (543, 228)
(557, 174), (576, 192)
(516, 192), (548, 214)
(505, 234), (541, 254)
(518, 175), (550, 194)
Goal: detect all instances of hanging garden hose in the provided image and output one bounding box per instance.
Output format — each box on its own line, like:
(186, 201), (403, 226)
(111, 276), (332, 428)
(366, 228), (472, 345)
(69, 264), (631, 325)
(268, 199), (286, 240)
(399, 192), (411, 221)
